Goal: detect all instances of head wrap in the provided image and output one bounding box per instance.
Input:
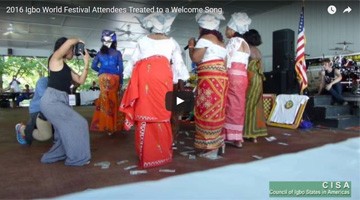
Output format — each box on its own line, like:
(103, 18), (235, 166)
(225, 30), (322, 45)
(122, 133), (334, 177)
(101, 30), (116, 48)
(195, 13), (225, 31)
(137, 13), (177, 34)
(227, 12), (252, 34)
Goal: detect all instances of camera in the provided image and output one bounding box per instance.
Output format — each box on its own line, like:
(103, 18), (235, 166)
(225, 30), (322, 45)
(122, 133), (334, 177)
(87, 49), (97, 58)
(74, 42), (85, 56)
(74, 42), (97, 58)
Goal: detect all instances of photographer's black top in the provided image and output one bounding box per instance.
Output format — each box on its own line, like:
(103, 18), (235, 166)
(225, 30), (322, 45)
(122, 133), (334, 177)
(48, 62), (72, 94)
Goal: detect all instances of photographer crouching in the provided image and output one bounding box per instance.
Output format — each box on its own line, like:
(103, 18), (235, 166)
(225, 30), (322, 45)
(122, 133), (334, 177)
(40, 37), (91, 166)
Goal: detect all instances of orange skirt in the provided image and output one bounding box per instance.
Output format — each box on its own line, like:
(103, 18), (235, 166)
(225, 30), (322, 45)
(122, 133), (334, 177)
(120, 55), (173, 168)
(135, 122), (172, 169)
(90, 74), (124, 133)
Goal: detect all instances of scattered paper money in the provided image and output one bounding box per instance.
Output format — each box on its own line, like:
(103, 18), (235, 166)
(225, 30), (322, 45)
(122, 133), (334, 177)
(205, 155), (223, 160)
(265, 136), (277, 142)
(116, 160), (129, 165)
(130, 170), (147, 175)
(252, 155), (263, 160)
(180, 152), (189, 156)
(180, 150), (195, 156)
(124, 165), (138, 170)
(94, 161), (111, 169)
(159, 169), (176, 173)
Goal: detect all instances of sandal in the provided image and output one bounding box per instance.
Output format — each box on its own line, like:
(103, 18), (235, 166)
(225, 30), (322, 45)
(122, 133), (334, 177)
(15, 123), (27, 145)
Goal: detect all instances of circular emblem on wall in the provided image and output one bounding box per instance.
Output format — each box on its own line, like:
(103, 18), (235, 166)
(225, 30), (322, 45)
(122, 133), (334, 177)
(284, 100), (294, 109)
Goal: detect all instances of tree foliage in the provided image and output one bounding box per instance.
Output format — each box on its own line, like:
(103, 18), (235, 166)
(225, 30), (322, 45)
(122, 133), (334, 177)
(0, 56), (97, 91)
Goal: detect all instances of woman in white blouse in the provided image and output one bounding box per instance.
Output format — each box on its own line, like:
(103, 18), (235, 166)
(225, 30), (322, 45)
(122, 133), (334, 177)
(188, 13), (228, 159)
(120, 13), (189, 169)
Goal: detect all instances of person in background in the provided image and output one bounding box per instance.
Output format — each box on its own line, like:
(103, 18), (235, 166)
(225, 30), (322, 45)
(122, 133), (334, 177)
(243, 29), (268, 142)
(5, 76), (21, 106)
(9, 75), (21, 93)
(121, 13), (189, 169)
(221, 12), (252, 148)
(40, 37), (91, 166)
(15, 77), (52, 145)
(317, 58), (348, 105)
(15, 84), (32, 107)
(171, 78), (185, 140)
(188, 13), (227, 158)
(89, 81), (100, 91)
(90, 30), (124, 135)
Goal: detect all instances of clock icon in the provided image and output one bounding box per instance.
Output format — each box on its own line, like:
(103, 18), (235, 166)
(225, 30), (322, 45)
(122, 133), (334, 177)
(327, 5), (337, 14)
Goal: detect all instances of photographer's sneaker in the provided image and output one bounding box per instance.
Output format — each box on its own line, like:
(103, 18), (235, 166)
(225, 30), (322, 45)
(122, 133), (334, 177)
(15, 123), (27, 145)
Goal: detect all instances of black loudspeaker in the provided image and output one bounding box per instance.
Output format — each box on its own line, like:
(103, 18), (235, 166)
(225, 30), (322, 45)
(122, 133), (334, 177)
(7, 48), (13, 55)
(273, 29), (295, 71)
(263, 70), (298, 94)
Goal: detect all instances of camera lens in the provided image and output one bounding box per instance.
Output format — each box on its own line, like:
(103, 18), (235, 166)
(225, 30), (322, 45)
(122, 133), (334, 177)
(87, 49), (97, 58)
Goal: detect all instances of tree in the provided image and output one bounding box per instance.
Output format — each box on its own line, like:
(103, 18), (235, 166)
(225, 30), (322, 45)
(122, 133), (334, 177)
(0, 55), (97, 91)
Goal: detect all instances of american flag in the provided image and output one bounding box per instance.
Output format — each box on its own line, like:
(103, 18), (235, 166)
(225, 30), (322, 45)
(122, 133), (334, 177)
(295, 6), (308, 94)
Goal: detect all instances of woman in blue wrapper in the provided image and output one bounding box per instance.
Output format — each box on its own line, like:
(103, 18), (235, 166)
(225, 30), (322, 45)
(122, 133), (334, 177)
(90, 30), (124, 135)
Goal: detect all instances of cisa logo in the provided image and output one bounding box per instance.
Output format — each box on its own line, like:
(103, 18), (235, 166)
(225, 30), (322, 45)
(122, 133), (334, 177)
(322, 181), (350, 189)
(284, 100), (294, 109)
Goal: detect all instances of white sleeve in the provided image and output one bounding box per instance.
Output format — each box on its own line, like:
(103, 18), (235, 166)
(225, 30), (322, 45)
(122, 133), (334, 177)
(171, 38), (190, 83)
(226, 38), (242, 68)
(123, 42), (141, 79)
(195, 38), (213, 48)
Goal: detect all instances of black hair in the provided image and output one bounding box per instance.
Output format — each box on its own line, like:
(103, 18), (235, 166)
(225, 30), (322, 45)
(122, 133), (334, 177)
(322, 58), (331, 63)
(54, 37), (68, 51)
(100, 41), (117, 54)
(243, 29), (262, 46)
(233, 32), (244, 38)
(199, 28), (223, 42)
(48, 37), (68, 68)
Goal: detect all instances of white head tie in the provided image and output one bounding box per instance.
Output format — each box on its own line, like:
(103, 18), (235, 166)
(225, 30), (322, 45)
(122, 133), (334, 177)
(137, 13), (177, 34)
(227, 12), (252, 34)
(195, 13), (225, 31)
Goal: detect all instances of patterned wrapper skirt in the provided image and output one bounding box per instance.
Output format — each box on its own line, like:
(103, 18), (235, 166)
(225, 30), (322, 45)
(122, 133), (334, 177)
(90, 73), (124, 133)
(244, 59), (268, 138)
(194, 59), (228, 150)
(222, 62), (248, 142)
